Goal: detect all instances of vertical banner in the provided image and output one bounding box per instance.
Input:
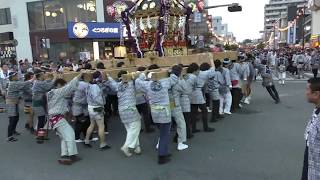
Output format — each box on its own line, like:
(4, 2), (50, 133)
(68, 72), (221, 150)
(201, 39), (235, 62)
(193, 12), (202, 23)
(287, 23), (297, 44)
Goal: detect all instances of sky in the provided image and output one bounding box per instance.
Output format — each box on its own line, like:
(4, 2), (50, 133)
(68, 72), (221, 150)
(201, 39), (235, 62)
(208, 0), (270, 42)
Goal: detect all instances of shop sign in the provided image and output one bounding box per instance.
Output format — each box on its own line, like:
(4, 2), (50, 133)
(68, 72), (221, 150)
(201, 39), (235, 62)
(68, 22), (121, 39)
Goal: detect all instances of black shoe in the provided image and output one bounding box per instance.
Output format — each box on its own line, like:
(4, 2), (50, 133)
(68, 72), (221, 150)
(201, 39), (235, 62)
(165, 154), (172, 158)
(275, 99), (280, 104)
(204, 127), (215, 132)
(192, 129), (200, 133)
(210, 119), (218, 123)
(158, 155), (171, 165)
(187, 134), (194, 139)
(217, 115), (225, 119)
(70, 155), (82, 163)
(7, 136), (18, 142)
(13, 131), (21, 136)
(84, 143), (92, 148)
(30, 128), (35, 134)
(25, 124), (30, 129)
(99, 144), (111, 151)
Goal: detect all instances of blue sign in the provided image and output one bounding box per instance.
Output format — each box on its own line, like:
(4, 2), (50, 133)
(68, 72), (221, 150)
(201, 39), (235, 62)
(68, 22), (121, 39)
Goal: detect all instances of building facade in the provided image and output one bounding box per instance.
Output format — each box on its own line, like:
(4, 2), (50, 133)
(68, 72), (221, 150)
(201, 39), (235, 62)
(309, 0), (320, 47)
(0, 0), (106, 62)
(212, 16), (228, 37)
(264, 0), (307, 41)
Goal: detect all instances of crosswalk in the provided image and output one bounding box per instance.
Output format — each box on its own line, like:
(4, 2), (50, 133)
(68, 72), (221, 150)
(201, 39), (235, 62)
(256, 71), (313, 81)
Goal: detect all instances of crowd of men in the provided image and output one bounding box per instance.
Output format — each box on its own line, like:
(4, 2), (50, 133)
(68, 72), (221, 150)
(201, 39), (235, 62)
(0, 47), (319, 165)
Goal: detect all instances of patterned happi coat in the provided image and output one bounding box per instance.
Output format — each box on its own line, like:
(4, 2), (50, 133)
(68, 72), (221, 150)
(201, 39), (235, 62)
(135, 73), (178, 124)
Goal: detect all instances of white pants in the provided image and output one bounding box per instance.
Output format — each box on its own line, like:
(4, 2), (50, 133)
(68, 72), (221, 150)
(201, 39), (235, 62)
(55, 119), (78, 157)
(172, 108), (187, 143)
(123, 120), (141, 149)
(279, 72), (286, 80)
(219, 91), (232, 114)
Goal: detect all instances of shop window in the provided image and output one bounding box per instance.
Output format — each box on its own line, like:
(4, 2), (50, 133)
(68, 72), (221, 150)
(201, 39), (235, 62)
(47, 42), (93, 60)
(0, 8), (12, 25)
(27, 2), (45, 31)
(44, 1), (67, 29)
(27, 0), (96, 31)
(64, 0), (97, 22)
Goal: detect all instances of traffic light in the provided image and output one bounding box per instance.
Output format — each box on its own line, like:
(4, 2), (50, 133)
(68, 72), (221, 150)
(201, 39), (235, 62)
(40, 38), (50, 49)
(40, 38), (46, 48)
(228, 4), (242, 12)
(196, 0), (205, 12)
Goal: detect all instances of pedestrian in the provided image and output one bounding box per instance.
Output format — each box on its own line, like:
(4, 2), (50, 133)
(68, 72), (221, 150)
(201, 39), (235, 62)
(245, 58), (256, 103)
(135, 66), (180, 164)
(277, 56), (287, 85)
(215, 60), (232, 115)
(84, 71), (110, 150)
(135, 66), (155, 133)
(0, 64), (11, 79)
(0, 74), (8, 113)
(105, 71), (142, 157)
(190, 63), (215, 133)
(6, 72), (33, 142)
(23, 72), (35, 133)
(169, 65), (189, 151)
(295, 51), (306, 79)
(228, 58), (242, 112)
(72, 79), (90, 143)
(302, 77), (320, 180)
(260, 60), (280, 104)
(182, 65), (198, 138)
(47, 75), (82, 165)
(32, 69), (55, 136)
(311, 50), (320, 78)
(239, 58), (250, 105)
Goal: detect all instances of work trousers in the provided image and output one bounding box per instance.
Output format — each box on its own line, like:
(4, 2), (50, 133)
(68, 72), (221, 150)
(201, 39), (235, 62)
(219, 91), (232, 114)
(297, 66), (304, 79)
(172, 109), (187, 143)
(231, 88), (242, 112)
(301, 145), (308, 180)
(123, 120), (141, 149)
(191, 104), (208, 131)
(7, 116), (19, 137)
(312, 68), (318, 78)
(74, 115), (90, 140)
(205, 93), (211, 108)
(158, 123), (171, 156)
(37, 116), (46, 130)
(266, 85), (280, 102)
(183, 112), (192, 138)
(55, 119), (78, 157)
(105, 95), (118, 116)
(211, 100), (220, 122)
(136, 103), (153, 130)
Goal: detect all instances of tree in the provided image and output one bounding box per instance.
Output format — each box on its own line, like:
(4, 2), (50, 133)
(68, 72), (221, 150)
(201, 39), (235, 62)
(224, 44), (231, 50)
(257, 42), (265, 50)
(242, 39), (253, 44)
(230, 44), (239, 51)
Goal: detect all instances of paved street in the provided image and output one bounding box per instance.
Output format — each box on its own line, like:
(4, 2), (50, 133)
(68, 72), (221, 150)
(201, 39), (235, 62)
(0, 81), (312, 180)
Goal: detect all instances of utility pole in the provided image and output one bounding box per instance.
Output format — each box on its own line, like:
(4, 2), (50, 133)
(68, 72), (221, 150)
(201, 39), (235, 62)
(301, 4), (306, 49)
(273, 25), (276, 50)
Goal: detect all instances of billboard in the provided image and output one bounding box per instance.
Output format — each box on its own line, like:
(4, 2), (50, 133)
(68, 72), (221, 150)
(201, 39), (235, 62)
(67, 22), (121, 39)
(287, 5), (298, 21)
